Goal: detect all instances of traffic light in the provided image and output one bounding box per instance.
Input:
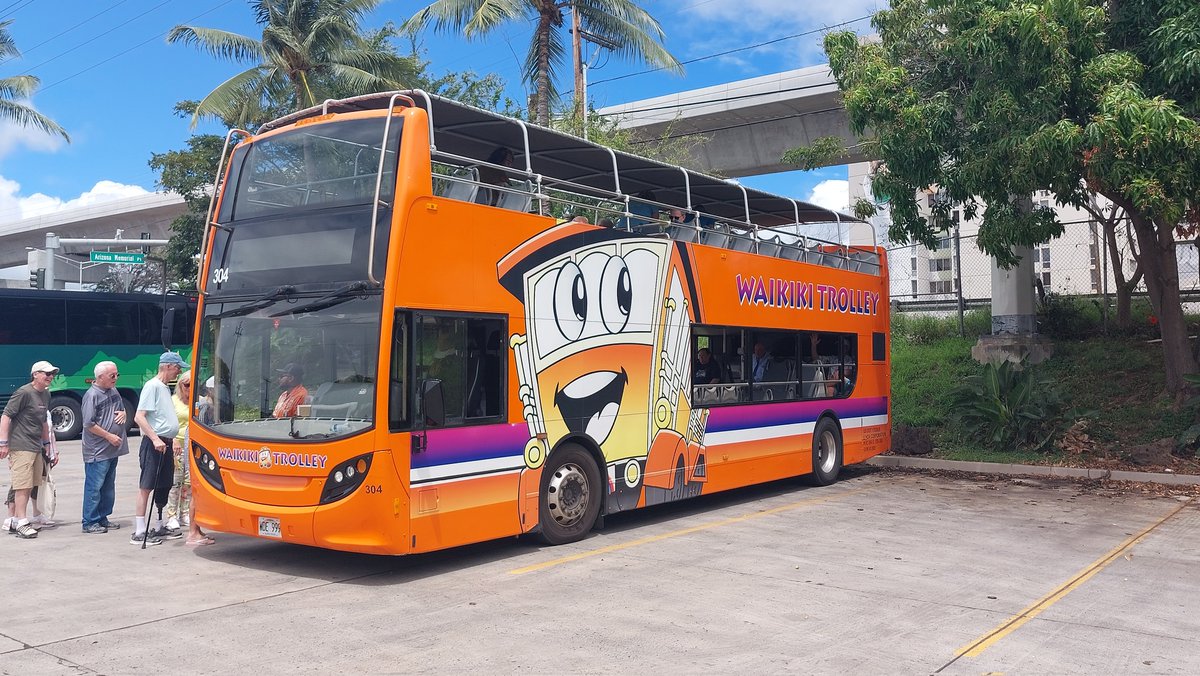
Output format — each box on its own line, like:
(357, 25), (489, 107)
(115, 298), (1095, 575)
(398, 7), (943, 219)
(29, 268), (45, 289)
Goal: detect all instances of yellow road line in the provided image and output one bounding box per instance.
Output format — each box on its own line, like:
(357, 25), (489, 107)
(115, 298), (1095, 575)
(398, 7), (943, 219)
(956, 497), (1194, 659)
(509, 485), (872, 575)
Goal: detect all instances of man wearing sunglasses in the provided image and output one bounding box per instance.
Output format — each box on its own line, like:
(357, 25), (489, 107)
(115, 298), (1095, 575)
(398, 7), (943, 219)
(80, 361), (129, 534)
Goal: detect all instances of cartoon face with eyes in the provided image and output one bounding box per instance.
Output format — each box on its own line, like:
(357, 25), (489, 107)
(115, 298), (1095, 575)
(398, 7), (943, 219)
(499, 223), (706, 514)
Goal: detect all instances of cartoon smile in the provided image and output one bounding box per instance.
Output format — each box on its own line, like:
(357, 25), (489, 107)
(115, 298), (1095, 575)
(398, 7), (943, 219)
(553, 369), (628, 445)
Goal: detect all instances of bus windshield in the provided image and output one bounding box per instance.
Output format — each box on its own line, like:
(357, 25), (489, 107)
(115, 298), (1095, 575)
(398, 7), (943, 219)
(196, 293), (382, 442)
(221, 117), (400, 221)
(206, 117), (400, 292)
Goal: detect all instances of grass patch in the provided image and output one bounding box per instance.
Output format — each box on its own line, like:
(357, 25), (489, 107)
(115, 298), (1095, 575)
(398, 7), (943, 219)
(892, 332), (1182, 461)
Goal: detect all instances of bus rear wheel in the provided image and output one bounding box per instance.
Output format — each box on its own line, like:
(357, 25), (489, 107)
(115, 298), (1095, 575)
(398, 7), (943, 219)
(807, 417), (843, 486)
(539, 445), (602, 545)
(49, 396), (82, 441)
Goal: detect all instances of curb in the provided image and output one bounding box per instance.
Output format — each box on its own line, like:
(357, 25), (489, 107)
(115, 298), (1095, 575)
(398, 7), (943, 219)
(866, 455), (1200, 487)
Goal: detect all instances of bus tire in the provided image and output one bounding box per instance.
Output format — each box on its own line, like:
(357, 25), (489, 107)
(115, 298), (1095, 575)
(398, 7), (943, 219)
(538, 444), (602, 545)
(49, 396), (82, 441)
(807, 417), (842, 486)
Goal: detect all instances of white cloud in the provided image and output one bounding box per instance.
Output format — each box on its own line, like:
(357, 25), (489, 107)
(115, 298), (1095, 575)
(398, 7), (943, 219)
(808, 179), (849, 213)
(0, 117), (68, 161)
(0, 177), (151, 223)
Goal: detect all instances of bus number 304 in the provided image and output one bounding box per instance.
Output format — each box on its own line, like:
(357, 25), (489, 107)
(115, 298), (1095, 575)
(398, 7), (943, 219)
(212, 268), (230, 284)
(364, 485), (383, 494)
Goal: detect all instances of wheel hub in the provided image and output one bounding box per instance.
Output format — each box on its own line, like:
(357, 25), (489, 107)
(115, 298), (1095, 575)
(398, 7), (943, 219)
(546, 462), (589, 526)
(817, 429), (837, 473)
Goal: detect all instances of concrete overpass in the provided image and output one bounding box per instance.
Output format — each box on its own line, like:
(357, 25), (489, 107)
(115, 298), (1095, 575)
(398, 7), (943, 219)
(597, 63), (865, 178)
(0, 192), (185, 269)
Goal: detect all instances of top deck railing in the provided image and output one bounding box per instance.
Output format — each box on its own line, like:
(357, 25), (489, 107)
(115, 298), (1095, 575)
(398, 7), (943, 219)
(218, 90), (883, 280)
(432, 160), (882, 275)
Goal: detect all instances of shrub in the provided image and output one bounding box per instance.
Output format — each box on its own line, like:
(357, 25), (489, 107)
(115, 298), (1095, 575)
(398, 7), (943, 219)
(950, 360), (1068, 452)
(1037, 292), (1101, 339)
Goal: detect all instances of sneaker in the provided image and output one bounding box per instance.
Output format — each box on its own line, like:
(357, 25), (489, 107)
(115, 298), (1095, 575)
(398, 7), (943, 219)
(14, 523), (38, 539)
(129, 531), (162, 546)
(149, 526), (183, 540)
(100, 520), (122, 530)
(165, 516), (181, 531)
(31, 515), (57, 529)
(82, 523), (108, 534)
(2, 517), (13, 534)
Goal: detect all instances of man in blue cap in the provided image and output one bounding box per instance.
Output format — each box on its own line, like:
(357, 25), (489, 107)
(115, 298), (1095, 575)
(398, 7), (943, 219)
(130, 351), (186, 545)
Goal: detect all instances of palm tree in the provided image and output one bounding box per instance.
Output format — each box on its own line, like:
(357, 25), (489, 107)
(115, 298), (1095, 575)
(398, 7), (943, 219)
(0, 20), (69, 141)
(167, 0), (420, 128)
(403, 0), (681, 127)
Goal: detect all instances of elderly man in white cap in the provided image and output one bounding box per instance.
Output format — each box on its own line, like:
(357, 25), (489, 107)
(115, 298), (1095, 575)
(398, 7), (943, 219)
(131, 351), (187, 546)
(0, 360), (59, 539)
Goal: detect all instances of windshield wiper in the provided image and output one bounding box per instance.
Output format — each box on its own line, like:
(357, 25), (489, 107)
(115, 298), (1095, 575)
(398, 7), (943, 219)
(213, 285), (297, 319)
(269, 280), (373, 317)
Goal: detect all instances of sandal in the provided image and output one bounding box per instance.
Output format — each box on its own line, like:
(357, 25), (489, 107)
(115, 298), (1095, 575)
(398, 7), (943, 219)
(185, 536), (215, 546)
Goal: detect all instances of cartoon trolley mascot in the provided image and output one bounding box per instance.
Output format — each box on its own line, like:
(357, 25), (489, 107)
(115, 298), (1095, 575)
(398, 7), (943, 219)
(498, 222), (709, 530)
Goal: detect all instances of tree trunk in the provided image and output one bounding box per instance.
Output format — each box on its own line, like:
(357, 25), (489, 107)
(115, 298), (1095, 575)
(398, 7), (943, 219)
(1127, 208), (1198, 397)
(534, 6), (555, 127)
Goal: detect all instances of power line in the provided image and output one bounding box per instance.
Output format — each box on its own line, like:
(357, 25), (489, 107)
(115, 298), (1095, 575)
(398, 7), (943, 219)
(0, 0), (134, 68)
(19, 0), (176, 76)
(39, 0), (237, 94)
(591, 14), (872, 87)
(0, 0), (35, 23)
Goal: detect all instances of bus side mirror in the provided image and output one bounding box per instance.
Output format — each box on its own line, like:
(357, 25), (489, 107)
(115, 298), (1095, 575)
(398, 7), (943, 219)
(420, 378), (445, 428)
(161, 307), (176, 350)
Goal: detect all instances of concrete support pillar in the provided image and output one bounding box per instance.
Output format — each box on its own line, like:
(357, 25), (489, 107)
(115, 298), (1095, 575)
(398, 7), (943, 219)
(972, 245), (1053, 365)
(989, 245), (1036, 334)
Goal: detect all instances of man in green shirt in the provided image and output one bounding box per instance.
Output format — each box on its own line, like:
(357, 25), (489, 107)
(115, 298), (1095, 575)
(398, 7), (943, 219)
(0, 360), (57, 539)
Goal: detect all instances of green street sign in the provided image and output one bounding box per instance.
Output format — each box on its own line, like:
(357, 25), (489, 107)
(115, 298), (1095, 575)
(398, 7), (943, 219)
(90, 251), (145, 264)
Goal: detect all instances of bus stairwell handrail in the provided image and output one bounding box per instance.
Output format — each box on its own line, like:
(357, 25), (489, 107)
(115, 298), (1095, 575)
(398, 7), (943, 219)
(368, 93), (407, 287)
(201, 128), (250, 297)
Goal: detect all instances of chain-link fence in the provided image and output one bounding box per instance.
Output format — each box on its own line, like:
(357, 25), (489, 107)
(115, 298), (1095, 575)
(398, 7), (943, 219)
(885, 218), (1200, 329)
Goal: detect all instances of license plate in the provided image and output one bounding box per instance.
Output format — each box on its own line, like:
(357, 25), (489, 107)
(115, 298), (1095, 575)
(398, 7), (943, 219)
(257, 516), (281, 538)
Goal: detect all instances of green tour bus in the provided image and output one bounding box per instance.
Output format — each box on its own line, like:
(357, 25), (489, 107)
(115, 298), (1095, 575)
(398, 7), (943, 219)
(0, 288), (196, 439)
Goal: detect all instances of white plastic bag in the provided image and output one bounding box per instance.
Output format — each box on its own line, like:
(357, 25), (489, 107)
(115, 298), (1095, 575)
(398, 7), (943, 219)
(35, 470), (56, 520)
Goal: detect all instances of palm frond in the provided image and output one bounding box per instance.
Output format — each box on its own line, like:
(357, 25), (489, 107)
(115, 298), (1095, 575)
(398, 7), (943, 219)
(167, 26), (265, 63)
(0, 99), (70, 141)
(191, 66), (277, 128)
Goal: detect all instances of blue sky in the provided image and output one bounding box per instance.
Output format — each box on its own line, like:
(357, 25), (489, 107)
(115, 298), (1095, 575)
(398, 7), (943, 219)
(0, 0), (884, 225)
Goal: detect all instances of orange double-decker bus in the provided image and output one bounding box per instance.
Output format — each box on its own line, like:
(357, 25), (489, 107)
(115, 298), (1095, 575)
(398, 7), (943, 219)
(189, 91), (891, 555)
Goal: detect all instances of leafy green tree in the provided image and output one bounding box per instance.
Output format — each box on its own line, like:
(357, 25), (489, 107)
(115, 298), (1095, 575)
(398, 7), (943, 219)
(804, 0), (1200, 396)
(402, 0), (682, 127)
(167, 0), (421, 128)
(0, 20), (68, 140)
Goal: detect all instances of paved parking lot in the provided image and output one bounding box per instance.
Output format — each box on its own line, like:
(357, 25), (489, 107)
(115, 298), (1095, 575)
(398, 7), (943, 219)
(3, 439), (1198, 674)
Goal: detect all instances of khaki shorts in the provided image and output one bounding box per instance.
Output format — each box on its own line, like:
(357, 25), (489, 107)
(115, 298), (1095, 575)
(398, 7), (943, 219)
(7, 449), (45, 491)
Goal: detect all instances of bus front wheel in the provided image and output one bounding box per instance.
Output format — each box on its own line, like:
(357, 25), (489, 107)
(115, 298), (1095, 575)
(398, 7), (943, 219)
(807, 417), (843, 486)
(49, 396), (82, 441)
(538, 445), (602, 545)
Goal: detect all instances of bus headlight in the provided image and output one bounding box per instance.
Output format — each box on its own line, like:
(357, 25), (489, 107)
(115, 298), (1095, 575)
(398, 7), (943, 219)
(320, 453), (373, 504)
(191, 442), (226, 493)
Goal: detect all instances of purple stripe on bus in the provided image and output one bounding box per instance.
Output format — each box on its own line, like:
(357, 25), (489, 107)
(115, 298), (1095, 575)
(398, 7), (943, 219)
(705, 397), (888, 433)
(411, 423), (529, 469)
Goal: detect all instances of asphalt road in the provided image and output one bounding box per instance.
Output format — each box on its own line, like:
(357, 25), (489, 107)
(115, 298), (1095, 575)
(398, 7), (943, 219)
(2, 439), (1198, 674)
